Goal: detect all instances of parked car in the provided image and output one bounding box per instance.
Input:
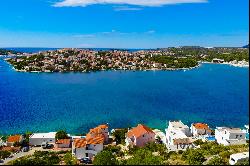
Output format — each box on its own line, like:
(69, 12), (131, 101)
(0, 159), (4, 163)
(22, 146), (29, 152)
(41, 141), (48, 149)
(41, 141), (54, 149)
(80, 157), (92, 164)
(46, 144), (54, 149)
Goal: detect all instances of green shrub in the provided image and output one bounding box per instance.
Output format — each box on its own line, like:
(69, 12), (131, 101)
(93, 150), (118, 165)
(186, 150), (206, 165)
(207, 156), (226, 165)
(125, 149), (163, 165)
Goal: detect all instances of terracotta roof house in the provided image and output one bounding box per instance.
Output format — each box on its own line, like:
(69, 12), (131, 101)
(86, 124), (109, 144)
(72, 124), (108, 160)
(7, 135), (23, 147)
(191, 123), (212, 137)
(125, 124), (155, 147)
(55, 139), (71, 148)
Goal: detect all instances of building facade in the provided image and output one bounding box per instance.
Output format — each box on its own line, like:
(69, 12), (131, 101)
(29, 132), (56, 146)
(215, 127), (246, 146)
(126, 124), (155, 147)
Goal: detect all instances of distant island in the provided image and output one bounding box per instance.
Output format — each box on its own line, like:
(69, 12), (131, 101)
(5, 47), (249, 72)
(0, 48), (23, 56)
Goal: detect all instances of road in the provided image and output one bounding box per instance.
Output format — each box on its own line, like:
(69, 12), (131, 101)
(0, 147), (49, 165)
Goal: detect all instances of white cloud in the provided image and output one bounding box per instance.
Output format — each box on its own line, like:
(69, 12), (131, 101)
(113, 6), (142, 11)
(53, 0), (208, 7)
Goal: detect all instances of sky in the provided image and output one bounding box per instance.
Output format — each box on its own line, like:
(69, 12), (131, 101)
(0, 0), (249, 48)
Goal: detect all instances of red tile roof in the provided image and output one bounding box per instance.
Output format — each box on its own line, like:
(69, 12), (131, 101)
(0, 146), (20, 152)
(86, 124), (108, 140)
(56, 139), (71, 144)
(74, 138), (87, 148)
(7, 135), (22, 143)
(193, 123), (210, 130)
(74, 136), (104, 148)
(87, 136), (105, 145)
(74, 124), (108, 148)
(127, 124), (155, 138)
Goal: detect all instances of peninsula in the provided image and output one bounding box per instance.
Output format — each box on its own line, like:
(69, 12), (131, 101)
(5, 47), (249, 72)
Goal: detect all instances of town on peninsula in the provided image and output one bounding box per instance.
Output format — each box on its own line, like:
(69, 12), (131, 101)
(3, 46), (249, 73)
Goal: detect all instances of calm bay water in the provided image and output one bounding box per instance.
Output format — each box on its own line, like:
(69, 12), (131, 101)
(0, 59), (249, 135)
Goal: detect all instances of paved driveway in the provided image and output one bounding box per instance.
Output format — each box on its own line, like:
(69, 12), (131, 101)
(0, 147), (50, 165)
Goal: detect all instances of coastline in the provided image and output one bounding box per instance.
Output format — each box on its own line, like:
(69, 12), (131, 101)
(4, 58), (201, 73)
(5, 59), (248, 74)
(201, 61), (249, 68)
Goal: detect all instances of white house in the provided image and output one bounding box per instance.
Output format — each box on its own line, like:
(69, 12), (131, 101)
(153, 129), (166, 144)
(244, 125), (249, 133)
(243, 125), (249, 140)
(29, 132), (56, 146)
(229, 152), (249, 165)
(125, 124), (155, 147)
(165, 120), (195, 151)
(190, 123), (212, 137)
(215, 127), (246, 146)
(72, 136), (104, 160)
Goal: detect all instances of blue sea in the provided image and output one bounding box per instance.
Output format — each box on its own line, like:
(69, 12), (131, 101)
(0, 57), (249, 135)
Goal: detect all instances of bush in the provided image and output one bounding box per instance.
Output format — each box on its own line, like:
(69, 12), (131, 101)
(13, 151), (60, 165)
(104, 145), (124, 157)
(219, 151), (232, 160)
(63, 152), (77, 165)
(93, 150), (118, 165)
(125, 149), (163, 165)
(207, 156), (226, 165)
(193, 139), (204, 146)
(0, 151), (11, 159)
(186, 150), (206, 165)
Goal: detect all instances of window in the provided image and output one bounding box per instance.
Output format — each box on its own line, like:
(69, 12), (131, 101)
(240, 135), (242, 137)
(236, 135), (238, 138)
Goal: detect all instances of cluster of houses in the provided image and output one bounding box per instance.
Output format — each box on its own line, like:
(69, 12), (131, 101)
(7, 48), (175, 72)
(1, 121), (249, 165)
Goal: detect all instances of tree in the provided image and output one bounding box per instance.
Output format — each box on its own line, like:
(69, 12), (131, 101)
(0, 151), (11, 160)
(93, 150), (118, 165)
(63, 152), (77, 165)
(207, 156), (226, 165)
(187, 150), (206, 165)
(111, 129), (127, 145)
(55, 130), (68, 140)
